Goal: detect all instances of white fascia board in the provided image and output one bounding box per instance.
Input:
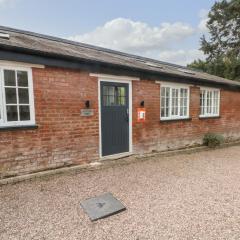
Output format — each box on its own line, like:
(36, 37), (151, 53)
(155, 80), (193, 87)
(0, 60), (45, 69)
(90, 73), (139, 81)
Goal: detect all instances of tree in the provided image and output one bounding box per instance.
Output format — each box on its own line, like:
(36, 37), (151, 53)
(188, 0), (240, 81)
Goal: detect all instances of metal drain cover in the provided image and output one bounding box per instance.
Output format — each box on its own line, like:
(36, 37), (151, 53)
(80, 192), (126, 221)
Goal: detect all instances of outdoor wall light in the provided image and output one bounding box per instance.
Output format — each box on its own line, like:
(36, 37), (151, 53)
(85, 100), (90, 108)
(140, 101), (145, 107)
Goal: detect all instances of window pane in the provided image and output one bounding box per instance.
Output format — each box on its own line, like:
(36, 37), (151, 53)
(171, 89), (174, 115)
(210, 91), (214, 114)
(161, 106), (165, 117)
(5, 88), (17, 104)
(161, 86), (188, 119)
(200, 90), (204, 115)
(201, 89), (220, 116)
(103, 86), (114, 96)
(184, 96), (187, 107)
(103, 86), (127, 106)
(207, 91), (210, 114)
(118, 97), (126, 106)
(213, 91), (219, 114)
(175, 89), (179, 115)
(180, 88), (187, 99)
(166, 88), (170, 108)
(118, 87), (125, 97)
(171, 88), (179, 116)
(4, 70), (16, 86)
(103, 95), (114, 106)
(161, 87), (165, 98)
(161, 87), (170, 117)
(180, 106), (183, 116)
(17, 71), (28, 87)
(103, 86), (115, 106)
(183, 107), (187, 116)
(7, 106), (18, 121)
(161, 87), (166, 117)
(161, 96), (165, 108)
(179, 88), (187, 116)
(19, 106), (30, 121)
(117, 87), (126, 106)
(18, 88), (29, 104)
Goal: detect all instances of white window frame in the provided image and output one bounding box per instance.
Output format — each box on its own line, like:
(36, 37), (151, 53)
(160, 83), (190, 120)
(0, 65), (35, 127)
(199, 87), (220, 118)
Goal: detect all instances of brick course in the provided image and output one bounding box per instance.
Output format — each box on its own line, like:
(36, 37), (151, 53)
(1, 67), (240, 178)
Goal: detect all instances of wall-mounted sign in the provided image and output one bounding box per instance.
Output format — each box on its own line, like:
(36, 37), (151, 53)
(137, 108), (146, 122)
(81, 109), (94, 117)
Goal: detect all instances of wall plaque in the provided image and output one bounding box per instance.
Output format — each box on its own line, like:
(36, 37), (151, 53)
(81, 109), (94, 117)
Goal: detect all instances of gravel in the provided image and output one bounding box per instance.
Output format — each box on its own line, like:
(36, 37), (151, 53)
(1, 146), (240, 240)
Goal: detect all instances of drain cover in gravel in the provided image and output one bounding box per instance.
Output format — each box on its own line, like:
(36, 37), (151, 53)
(80, 192), (126, 221)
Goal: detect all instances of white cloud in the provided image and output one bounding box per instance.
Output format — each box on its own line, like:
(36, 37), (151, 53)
(157, 49), (205, 66)
(198, 9), (209, 33)
(0, 0), (16, 8)
(70, 18), (194, 54)
(69, 16), (207, 66)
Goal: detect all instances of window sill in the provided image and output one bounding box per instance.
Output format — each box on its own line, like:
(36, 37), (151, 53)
(199, 116), (221, 119)
(0, 124), (38, 131)
(160, 117), (192, 123)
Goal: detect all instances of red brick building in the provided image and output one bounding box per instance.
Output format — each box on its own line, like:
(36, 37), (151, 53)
(0, 26), (240, 178)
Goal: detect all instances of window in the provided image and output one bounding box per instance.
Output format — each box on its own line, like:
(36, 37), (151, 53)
(160, 84), (189, 120)
(0, 66), (35, 126)
(200, 88), (220, 117)
(103, 86), (126, 106)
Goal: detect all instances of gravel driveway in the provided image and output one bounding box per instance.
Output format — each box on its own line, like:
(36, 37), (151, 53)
(1, 145), (240, 240)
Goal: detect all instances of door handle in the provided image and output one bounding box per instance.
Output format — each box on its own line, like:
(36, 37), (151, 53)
(125, 109), (129, 123)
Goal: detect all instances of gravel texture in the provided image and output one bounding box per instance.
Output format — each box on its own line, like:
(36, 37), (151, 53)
(1, 146), (240, 240)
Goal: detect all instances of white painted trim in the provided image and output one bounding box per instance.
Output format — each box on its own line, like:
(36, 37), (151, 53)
(160, 84), (190, 120)
(0, 70), (3, 123)
(160, 116), (190, 121)
(155, 80), (192, 88)
(100, 152), (133, 161)
(0, 60), (45, 69)
(98, 78), (133, 158)
(200, 86), (220, 91)
(199, 88), (220, 117)
(0, 65), (36, 127)
(91, 73), (139, 81)
(98, 80), (101, 157)
(0, 33), (10, 39)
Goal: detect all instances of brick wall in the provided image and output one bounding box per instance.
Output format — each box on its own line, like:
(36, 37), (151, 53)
(1, 67), (240, 178)
(133, 80), (240, 153)
(0, 67), (99, 178)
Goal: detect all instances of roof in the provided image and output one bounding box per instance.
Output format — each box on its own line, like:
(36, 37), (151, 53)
(0, 25), (239, 89)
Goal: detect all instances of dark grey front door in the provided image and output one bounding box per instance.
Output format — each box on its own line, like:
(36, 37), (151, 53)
(101, 81), (129, 156)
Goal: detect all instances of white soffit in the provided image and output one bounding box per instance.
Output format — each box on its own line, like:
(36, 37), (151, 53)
(0, 60), (45, 69)
(155, 81), (193, 87)
(90, 73), (139, 81)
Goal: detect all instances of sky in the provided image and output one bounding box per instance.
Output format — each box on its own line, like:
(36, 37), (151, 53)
(0, 0), (216, 66)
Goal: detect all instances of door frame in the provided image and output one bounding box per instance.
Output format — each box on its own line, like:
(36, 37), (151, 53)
(98, 77), (133, 158)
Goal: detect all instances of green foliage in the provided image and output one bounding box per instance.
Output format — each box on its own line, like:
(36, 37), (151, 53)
(188, 59), (208, 72)
(188, 57), (240, 81)
(203, 133), (224, 148)
(201, 0), (240, 60)
(188, 0), (240, 81)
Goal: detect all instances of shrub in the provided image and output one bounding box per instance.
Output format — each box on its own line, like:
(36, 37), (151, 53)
(203, 133), (224, 148)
